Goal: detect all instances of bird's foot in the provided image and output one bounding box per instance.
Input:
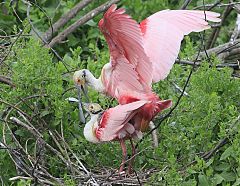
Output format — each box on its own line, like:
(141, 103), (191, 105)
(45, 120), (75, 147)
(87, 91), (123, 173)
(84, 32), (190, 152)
(127, 166), (134, 176)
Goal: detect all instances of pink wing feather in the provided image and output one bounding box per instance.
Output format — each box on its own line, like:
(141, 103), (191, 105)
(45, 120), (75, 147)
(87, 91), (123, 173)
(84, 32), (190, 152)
(140, 10), (221, 82)
(99, 4), (152, 97)
(96, 100), (148, 141)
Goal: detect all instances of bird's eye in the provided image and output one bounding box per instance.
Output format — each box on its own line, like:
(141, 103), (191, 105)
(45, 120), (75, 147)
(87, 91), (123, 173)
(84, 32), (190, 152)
(89, 105), (94, 110)
(77, 79), (81, 83)
(82, 71), (86, 78)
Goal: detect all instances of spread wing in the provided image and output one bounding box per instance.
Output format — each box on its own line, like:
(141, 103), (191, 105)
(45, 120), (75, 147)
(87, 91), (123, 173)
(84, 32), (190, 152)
(95, 100), (148, 141)
(140, 10), (221, 82)
(99, 4), (152, 98)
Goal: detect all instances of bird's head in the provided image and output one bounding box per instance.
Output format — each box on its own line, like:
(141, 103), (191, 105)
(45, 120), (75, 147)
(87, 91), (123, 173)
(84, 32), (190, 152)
(83, 103), (103, 115)
(73, 69), (90, 102)
(73, 69), (88, 87)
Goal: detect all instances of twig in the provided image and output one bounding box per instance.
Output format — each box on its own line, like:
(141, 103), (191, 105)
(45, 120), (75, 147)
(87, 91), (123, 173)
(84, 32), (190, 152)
(194, 1), (240, 10)
(43, 0), (94, 42)
(0, 99), (31, 119)
(0, 75), (15, 87)
(54, 130), (99, 185)
(206, 5), (232, 49)
(133, 169), (142, 186)
(9, 116), (83, 177)
(117, 147), (150, 174)
(230, 13), (240, 43)
(10, 116), (43, 138)
(199, 39), (240, 60)
(180, 0), (193, 10)
(48, 0), (120, 47)
(149, 121), (159, 148)
(172, 82), (189, 96)
(175, 59), (239, 69)
(9, 176), (56, 185)
(0, 29), (23, 67)
(25, 1), (70, 72)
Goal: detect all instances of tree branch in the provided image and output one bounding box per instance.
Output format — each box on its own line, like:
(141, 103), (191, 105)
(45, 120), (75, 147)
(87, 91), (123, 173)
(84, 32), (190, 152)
(180, 0), (193, 10)
(43, 0), (94, 42)
(0, 75), (15, 87)
(206, 5), (232, 49)
(48, 0), (120, 48)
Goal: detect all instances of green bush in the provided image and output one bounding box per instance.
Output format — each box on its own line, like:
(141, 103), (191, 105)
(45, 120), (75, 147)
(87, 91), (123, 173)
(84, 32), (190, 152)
(0, 0), (239, 185)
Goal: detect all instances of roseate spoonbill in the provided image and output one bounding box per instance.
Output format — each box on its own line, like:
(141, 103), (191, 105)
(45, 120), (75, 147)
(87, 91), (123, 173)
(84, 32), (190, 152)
(82, 100), (160, 173)
(73, 4), (220, 129)
(82, 100), (171, 174)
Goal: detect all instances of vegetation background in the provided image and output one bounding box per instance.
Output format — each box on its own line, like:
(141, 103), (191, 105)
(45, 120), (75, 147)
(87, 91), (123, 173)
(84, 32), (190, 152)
(0, 0), (239, 185)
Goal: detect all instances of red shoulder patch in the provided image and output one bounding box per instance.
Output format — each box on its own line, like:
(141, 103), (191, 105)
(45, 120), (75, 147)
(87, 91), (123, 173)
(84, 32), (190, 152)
(118, 95), (140, 105)
(100, 111), (110, 128)
(140, 19), (148, 35)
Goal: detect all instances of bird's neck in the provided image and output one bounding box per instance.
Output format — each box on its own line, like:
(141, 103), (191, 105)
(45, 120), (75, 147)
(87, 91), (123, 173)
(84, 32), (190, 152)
(83, 115), (100, 143)
(86, 73), (105, 93)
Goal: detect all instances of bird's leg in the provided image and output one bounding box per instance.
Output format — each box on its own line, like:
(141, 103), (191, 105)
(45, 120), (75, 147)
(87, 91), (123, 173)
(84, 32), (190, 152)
(127, 138), (136, 175)
(119, 139), (127, 174)
(149, 121), (159, 148)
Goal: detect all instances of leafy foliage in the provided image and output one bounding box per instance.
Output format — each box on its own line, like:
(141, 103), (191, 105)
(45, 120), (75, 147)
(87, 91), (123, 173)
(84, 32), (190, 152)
(0, 0), (239, 185)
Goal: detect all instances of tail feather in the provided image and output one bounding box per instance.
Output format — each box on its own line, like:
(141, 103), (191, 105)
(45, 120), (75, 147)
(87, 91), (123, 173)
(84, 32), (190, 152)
(154, 99), (172, 115)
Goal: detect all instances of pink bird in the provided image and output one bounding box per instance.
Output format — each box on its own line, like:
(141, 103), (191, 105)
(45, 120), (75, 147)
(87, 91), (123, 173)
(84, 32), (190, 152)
(73, 4), (220, 173)
(82, 100), (153, 173)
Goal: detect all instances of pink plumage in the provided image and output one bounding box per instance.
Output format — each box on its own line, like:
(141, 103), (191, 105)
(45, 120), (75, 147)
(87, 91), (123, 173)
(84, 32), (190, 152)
(82, 4), (220, 174)
(97, 4), (220, 134)
(140, 10), (221, 82)
(99, 5), (220, 94)
(95, 100), (148, 141)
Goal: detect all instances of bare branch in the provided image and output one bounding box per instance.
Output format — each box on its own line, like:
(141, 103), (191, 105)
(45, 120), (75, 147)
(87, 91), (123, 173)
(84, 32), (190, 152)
(43, 0), (94, 42)
(175, 59), (239, 69)
(149, 121), (159, 148)
(180, 0), (193, 10)
(206, 5), (232, 49)
(0, 75), (15, 87)
(48, 0), (120, 47)
(230, 14), (240, 43)
(25, 1), (70, 72)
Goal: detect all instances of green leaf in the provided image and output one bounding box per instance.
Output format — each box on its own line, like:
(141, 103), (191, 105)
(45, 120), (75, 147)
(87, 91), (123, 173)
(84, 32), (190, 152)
(212, 174), (224, 185)
(85, 19), (96, 27)
(188, 168), (197, 174)
(214, 163), (231, 171)
(206, 158), (214, 167)
(40, 110), (50, 117)
(220, 171), (236, 182)
(233, 178), (240, 186)
(15, 130), (25, 137)
(198, 174), (210, 186)
(220, 146), (234, 160)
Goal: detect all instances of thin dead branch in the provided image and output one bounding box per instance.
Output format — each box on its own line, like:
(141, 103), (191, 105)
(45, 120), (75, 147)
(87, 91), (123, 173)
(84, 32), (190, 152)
(199, 38), (240, 61)
(48, 0), (120, 47)
(180, 0), (193, 10)
(230, 13), (240, 43)
(206, 5), (232, 49)
(43, 0), (93, 42)
(0, 75), (15, 87)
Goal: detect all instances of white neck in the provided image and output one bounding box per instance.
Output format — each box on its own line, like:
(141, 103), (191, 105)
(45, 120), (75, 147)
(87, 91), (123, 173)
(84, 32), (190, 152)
(83, 115), (100, 143)
(86, 72), (105, 93)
